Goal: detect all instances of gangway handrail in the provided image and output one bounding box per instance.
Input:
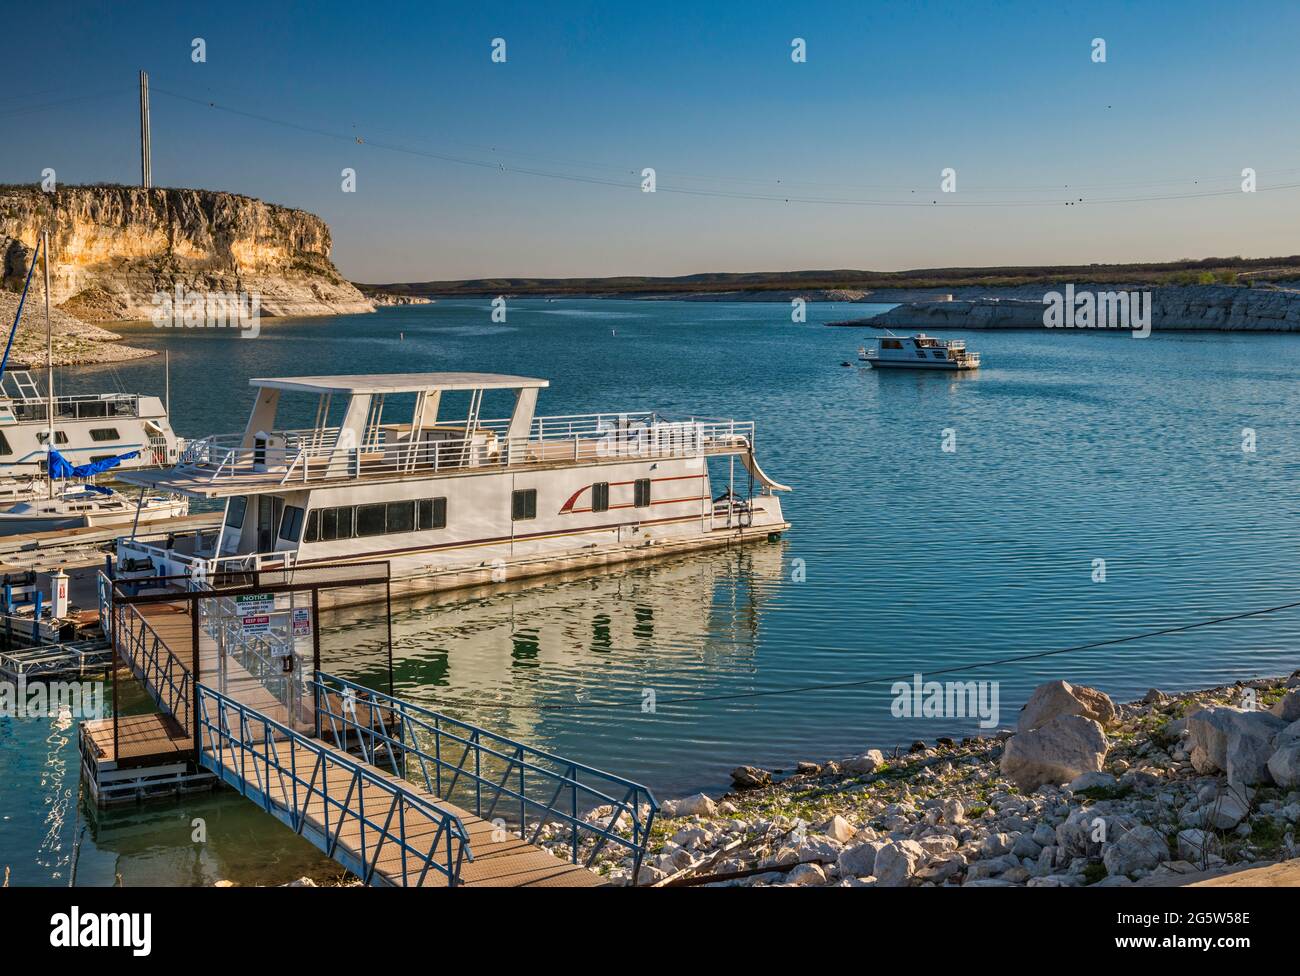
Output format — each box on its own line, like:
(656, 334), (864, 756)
(196, 683), (473, 887)
(312, 672), (657, 878)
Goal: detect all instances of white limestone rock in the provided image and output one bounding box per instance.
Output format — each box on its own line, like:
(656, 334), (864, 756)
(873, 840), (925, 887)
(1186, 707), (1286, 784)
(1016, 680), (1118, 733)
(1001, 715), (1108, 790)
(1102, 825), (1168, 877)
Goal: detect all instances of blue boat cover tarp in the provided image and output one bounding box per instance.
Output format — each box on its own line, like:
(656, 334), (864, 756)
(48, 449), (139, 479)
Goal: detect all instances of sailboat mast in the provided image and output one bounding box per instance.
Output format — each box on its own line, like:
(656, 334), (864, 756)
(43, 229), (53, 500)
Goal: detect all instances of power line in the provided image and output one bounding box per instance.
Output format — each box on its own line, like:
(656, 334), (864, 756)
(421, 596), (1300, 713)
(146, 83), (1300, 209)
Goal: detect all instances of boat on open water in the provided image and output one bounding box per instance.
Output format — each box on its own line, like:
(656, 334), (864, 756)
(858, 332), (981, 370)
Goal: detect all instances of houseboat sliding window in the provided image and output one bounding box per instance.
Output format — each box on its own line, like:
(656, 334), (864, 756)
(0, 432), (12, 456)
(418, 497), (447, 530)
(591, 482), (610, 513)
(304, 510), (319, 543)
(512, 489), (537, 521)
(90, 427), (121, 442)
(36, 431), (68, 445)
(356, 503), (387, 537)
(225, 496), (248, 529)
(279, 505), (306, 543)
(882, 339), (902, 350)
(386, 500), (416, 533)
(634, 479), (651, 508)
(318, 506), (355, 542)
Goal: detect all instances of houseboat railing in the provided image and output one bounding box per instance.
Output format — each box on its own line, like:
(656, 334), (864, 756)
(177, 415), (755, 485)
(196, 683), (472, 886)
(312, 671), (657, 879)
(7, 392), (143, 423)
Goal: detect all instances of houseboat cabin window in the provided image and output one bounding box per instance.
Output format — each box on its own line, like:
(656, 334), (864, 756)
(591, 482), (610, 513)
(224, 496), (248, 529)
(418, 497), (447, 530)
(89, 427), (121, 442)
(303, 498), (448, 543)
(634, 478), (651, 508)
(356, 503), (387, 537)
(512, 488), (537, 521)
(36, 431), (68, 444)
(278, 505), (306, 543)
(881, 339), (903, 350)
(0, 432), (12, 456)
(387, 500), (416, 534)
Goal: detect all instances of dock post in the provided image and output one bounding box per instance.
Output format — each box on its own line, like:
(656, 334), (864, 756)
(112, 612), (120, 762)
(191, 601), (201, 754)
(311, 588), (321, 739)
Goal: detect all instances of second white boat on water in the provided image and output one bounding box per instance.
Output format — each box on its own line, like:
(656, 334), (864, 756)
(858, 332), (981, 370)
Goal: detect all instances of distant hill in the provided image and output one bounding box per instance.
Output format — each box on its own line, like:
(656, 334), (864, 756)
(359, 256), (1300, 300)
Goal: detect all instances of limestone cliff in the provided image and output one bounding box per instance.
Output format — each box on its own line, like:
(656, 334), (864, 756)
(0, 185), (374, 322)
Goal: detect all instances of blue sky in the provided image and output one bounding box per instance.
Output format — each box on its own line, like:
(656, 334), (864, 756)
(5, 1), (1300, 280)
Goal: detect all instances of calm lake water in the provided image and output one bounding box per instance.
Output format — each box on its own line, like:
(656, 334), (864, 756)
(5, 298), (1300, 885)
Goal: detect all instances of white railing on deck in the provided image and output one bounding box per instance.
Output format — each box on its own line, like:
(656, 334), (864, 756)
(175, 413), (755, 485)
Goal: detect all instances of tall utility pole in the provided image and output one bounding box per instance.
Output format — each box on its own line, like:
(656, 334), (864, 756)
(139, 70), (152, 189)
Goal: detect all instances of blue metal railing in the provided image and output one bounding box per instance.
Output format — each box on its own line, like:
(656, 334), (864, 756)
(115, 601), (192, 735)
(312, 672), (658, 880)
(196, 683), (473, 886)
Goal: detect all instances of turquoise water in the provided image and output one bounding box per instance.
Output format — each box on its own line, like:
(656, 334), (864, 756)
(5, 298), (1300, 885)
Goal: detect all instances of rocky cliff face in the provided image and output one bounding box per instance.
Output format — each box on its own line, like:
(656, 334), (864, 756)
(0, 185), (374, 321)
(864, 285), (1300, 332)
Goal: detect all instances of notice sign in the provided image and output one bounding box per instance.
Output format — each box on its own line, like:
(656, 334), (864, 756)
(240, 614), (271, 637)
(235, 593), (275, 615)
(292, 608), (312, 638)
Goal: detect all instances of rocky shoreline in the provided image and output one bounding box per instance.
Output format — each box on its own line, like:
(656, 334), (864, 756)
(550, 673), (1300, 887)
(0, 289), (153, 367)
(836, 284), (1300, 332)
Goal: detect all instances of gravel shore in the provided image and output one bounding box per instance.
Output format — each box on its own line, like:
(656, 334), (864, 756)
(551, 672), (1300, 887)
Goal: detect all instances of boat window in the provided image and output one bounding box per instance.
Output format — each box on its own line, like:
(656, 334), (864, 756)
(0, 432), (9, 456)
(418, 497), (447, 530)
(278, 505), (305, 543)
(634, 479), (651, 508)
(318, 506), (355, 542)
(36, 431), (69, 444)
(225, 496), (248, 529)
(882, 339), (902, 350)
(592, 482), (610, 513)
(386, 500), (416, 533)
(356, 503), (387, 537)
(90, 427), (121, 442)
(512, 488), (537, 521)
(304, 509), (319, 543)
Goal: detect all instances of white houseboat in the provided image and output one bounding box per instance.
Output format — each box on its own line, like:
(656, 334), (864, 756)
(858, 333), (980, 370)
(0, 370), (182, 477)
(115, 373), (790, 603)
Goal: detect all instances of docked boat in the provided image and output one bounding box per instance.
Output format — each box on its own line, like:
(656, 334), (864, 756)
(114, 372), (791, 603)
(858, 332), (980, 370)
(0, 370), (182, 475)
(0, 482), (188, 535)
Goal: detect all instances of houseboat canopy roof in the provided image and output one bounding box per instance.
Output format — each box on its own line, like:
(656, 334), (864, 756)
(249, 373), (551, 395)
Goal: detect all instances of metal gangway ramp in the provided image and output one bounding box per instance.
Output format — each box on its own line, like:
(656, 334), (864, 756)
(94, 566), (658, 887)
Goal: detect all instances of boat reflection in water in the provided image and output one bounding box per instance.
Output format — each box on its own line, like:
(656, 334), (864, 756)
(315, 539), (788, 759)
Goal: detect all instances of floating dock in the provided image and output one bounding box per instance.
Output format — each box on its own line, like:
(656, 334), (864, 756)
(82, 567), (657, 886)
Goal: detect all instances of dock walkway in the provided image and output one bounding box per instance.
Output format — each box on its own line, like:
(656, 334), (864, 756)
(90, 587), (654, 887)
